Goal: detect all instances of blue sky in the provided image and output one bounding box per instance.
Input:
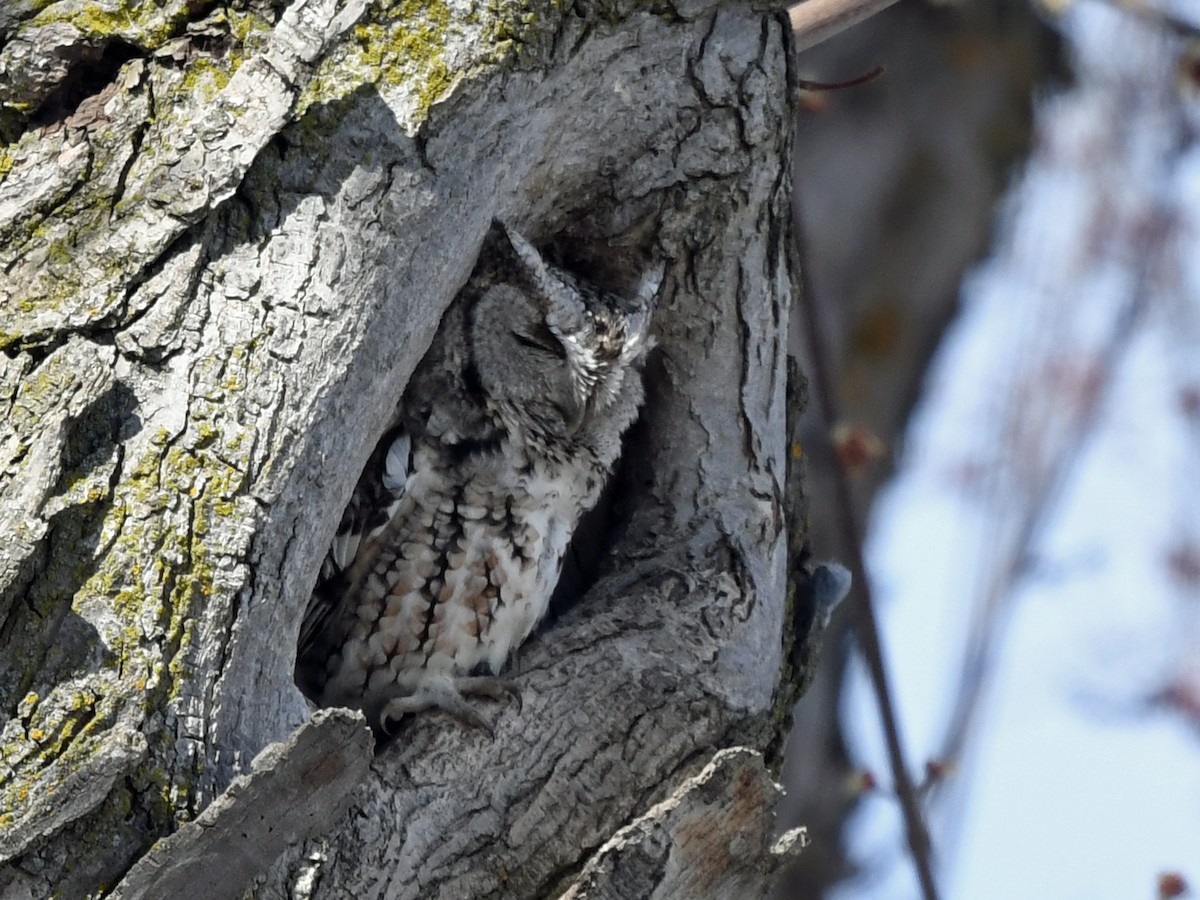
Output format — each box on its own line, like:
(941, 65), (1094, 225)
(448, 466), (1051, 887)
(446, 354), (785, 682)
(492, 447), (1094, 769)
(832, 3), (1200, 897)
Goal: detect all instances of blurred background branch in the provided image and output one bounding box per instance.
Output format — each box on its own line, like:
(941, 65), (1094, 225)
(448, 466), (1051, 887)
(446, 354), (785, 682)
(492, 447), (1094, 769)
(777, 0), (1200, 897)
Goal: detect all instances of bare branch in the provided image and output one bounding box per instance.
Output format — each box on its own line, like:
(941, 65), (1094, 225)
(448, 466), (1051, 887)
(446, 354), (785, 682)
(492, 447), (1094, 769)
(795, 225), (940, 900)
(789, 0), (905, 52)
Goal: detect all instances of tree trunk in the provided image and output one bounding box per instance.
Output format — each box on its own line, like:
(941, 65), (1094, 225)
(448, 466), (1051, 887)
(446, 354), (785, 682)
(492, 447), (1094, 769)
(0, 0), (812, 897)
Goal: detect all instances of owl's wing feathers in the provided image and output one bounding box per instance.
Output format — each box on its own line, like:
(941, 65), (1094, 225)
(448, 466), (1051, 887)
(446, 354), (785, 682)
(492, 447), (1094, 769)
(299, 428), (412, 659)
(381, 431), (411, 492)
(325, 429), (412, 572)
(327, 428), (411, 571)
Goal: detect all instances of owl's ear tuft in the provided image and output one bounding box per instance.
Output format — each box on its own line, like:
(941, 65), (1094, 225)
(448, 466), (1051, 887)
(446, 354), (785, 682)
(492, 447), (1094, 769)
(497, 221), (555, 293)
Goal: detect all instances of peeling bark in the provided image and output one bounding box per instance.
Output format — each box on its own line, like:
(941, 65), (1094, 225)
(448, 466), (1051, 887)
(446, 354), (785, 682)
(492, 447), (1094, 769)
(559, 748), (806, 900)
(0, 0), (817, 896)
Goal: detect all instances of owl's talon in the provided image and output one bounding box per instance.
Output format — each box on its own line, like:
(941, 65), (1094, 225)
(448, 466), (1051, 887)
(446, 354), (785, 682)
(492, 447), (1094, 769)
(380, 695), (494, 736)
(457, 675), (522, 709)
(449, 703), (494, 737)
(379, 676), (520, 737)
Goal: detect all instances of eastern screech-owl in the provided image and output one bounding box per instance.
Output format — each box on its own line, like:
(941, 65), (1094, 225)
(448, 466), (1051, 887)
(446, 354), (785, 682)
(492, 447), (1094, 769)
(296, 221), (661, 734)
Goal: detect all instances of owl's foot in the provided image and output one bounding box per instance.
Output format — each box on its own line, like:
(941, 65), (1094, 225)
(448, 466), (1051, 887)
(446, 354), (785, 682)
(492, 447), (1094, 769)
(380, 676), (521, 738)
(457, 674), (523, 712)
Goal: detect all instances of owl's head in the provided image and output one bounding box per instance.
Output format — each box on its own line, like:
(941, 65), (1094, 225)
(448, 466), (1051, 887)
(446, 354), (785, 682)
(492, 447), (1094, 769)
(469, 222), (661, 441)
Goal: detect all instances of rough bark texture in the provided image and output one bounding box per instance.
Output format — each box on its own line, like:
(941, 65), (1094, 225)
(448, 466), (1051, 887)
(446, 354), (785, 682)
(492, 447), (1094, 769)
(113, 708), (373, 900)
(559, 748), (806, 900)
(0, 0), (809, 897)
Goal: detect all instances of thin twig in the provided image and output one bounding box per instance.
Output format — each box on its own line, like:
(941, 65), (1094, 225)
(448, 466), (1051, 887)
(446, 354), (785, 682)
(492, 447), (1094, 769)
(789, 0), (905, 52)
(796, 65), (886, 91)
(934, 210), (1166, 814)
(788, 0), (932, 892)
(794, 238), (941, 900)
(904, 2), (1182, 861)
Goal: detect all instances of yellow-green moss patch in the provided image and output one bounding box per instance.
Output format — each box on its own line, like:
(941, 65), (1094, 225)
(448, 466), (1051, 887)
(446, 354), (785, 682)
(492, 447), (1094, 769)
(32, 0), (187, 52)
(298, 0), (460, 122)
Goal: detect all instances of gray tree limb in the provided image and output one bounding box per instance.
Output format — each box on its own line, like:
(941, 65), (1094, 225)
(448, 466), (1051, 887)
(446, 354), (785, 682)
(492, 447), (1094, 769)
(559, 747), (807, 900)
(112, 709), (373, 900)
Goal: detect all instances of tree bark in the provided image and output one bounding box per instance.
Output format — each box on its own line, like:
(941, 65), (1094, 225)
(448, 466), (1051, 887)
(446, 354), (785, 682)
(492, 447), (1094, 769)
(0, 0), (811, 897)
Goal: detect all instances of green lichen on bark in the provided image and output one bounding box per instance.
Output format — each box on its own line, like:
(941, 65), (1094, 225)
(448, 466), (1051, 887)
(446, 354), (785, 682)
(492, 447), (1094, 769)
(30, 0), (193, 51)
(0, 341), (259, 862)
(479, 0), (570, 64)
(0, 59), (180, 345)
(296, 0), (571, 124)
(297, 0), (457, 121)
(1, 6), (275, 351)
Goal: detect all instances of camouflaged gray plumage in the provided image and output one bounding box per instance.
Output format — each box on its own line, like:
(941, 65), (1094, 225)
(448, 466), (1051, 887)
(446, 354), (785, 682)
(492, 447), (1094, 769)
(296, 222), (661, 733)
